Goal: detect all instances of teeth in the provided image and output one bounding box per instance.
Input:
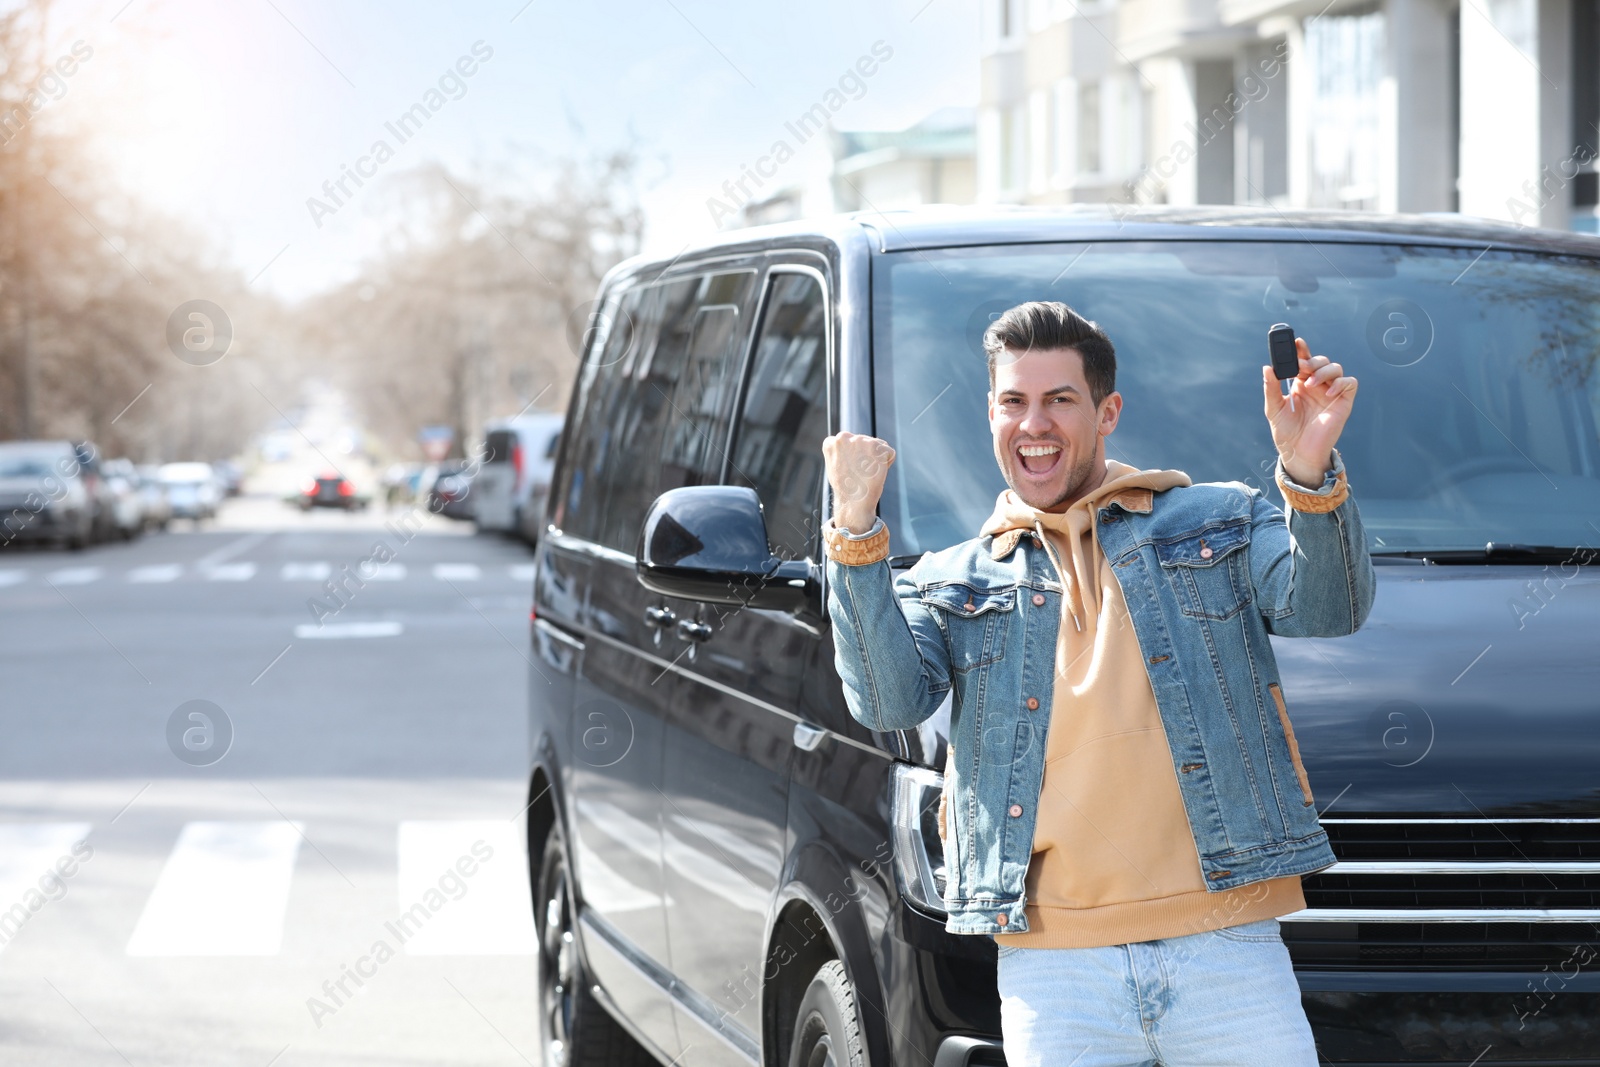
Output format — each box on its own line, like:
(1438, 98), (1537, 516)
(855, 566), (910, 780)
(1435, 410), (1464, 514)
(1018, 444), (1060, 456)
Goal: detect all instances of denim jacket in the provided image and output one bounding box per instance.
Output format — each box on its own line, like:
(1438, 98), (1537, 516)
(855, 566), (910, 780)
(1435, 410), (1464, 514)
(825, 450), (1375, 935)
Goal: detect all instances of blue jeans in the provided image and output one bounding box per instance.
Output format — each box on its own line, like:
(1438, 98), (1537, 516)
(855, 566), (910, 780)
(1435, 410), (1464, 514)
(995, 918), (1319, 1066)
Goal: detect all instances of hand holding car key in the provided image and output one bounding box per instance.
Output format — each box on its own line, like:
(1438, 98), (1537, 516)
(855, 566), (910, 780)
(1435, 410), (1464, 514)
(1261, 323), (1359, 488)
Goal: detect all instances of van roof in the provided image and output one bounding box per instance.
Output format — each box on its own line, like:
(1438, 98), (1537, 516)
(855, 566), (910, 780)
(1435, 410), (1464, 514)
(617, 205), (1600, 275)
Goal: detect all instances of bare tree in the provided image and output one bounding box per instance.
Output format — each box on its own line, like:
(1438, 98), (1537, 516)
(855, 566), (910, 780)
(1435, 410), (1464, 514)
(298, 149), (644, 459)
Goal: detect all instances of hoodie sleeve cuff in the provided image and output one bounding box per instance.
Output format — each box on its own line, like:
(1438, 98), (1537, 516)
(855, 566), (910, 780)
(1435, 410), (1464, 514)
(824, 517), (890, 565)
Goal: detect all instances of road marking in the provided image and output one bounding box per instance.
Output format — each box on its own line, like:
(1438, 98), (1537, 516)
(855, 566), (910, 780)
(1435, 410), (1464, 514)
(293, 621), (403, 639)
(47, 567), (101, 585)
(365, 563), (406, 581)
(280, 562), (331, 581)
(395, 821), (536, 955)
(0, 570), (26, 587)
(125, 821), (302, 956)
(195, 531), (269, 570)
(0, 823), (92, 955)
(510, 564), (537, 581)
(128, 564), (182, 583)
(204, 563), (256, 582)
(433, 563), (480, 581)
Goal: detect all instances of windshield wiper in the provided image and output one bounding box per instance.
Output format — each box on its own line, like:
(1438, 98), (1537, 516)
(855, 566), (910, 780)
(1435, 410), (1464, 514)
(1371, 543), (1600, 565)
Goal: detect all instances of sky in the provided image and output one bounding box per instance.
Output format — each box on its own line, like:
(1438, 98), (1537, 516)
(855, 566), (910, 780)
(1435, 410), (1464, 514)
(42, 0), (980, 301)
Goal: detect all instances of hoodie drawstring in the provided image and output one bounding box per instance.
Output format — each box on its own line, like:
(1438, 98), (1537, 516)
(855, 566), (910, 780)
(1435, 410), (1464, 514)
(1034, 518), (1082, 632)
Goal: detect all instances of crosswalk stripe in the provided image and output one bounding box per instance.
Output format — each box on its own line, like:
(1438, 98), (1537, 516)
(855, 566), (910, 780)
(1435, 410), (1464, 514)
(365, 562), (406, 581)
(128, 564), (182, 583)
(0, 570), (26, 587)
(46, 567), (101, 585)
(0, 823), (93, 955)
(432, 564), (480, 581)
(293, 621), (403, 639)
(394, 821), (536, 955)
(280, 562), (331, 581)
(204, 563), (256, 582)
(125, 821), (303, 956)
(510, 564), (537, 581)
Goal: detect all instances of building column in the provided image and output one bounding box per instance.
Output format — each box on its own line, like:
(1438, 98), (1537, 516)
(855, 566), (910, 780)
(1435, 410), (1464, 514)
(1386, 0), (1457, 212)
(1282, 17), (1312, 207)
(1458, 0), (1573, 225)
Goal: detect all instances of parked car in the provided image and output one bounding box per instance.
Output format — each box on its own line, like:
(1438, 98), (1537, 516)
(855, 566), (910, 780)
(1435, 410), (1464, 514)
(472, 413), (564, 540)
(298, 471), (367, 511)
(427, 461), (474, 521)
(0, 440), (94, 549)
(159, 461), (221, 521)
(135, 464), (172, 531)
(522, 207), (1600, 1067)
(212, 459), (244, 497)
(99, 458), (146, 540)
(72, 441), (122, 544)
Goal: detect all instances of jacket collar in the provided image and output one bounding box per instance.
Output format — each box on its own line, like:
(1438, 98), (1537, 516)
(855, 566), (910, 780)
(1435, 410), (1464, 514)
(986, 485), (1155, 561)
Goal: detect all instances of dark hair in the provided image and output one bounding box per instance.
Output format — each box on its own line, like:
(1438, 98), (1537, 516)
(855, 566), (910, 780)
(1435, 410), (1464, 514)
(983, 300), (1116, 406)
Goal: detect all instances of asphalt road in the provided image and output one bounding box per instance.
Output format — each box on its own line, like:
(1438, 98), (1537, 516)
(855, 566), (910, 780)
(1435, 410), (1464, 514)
(0, 497), (548, 1066)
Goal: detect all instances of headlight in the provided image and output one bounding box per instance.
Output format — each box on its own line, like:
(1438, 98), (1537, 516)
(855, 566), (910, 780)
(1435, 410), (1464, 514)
(891, 763), (948, 913)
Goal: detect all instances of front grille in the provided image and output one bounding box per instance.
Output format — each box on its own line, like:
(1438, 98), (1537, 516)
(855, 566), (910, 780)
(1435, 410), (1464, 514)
(1282, 819), (1600, 970)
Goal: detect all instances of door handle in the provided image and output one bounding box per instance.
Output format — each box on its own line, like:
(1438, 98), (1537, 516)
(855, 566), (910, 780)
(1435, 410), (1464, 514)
(676, 618), (712, 642)
(792, 722), (827, 752)
(644, 605), (676, 628)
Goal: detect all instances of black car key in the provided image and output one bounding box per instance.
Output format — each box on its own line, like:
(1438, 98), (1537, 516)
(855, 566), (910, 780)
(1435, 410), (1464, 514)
(1268, 322), (1299, 411)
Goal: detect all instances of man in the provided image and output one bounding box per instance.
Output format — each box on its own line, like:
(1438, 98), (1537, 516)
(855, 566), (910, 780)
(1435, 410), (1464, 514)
(819, 301), (1374, 1066)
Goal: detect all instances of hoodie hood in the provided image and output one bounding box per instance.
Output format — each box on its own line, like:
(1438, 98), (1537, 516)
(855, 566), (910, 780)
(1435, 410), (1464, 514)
(979, 459), (1191, 631)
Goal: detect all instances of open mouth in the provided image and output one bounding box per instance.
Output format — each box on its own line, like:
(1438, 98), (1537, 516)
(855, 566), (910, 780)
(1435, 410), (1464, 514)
(1016, 441), (1062, 478)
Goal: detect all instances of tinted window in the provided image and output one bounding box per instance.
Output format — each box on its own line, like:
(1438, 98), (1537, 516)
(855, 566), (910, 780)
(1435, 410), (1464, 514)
(729, 271), (830, 561)
(554, 285), (643, 542)
(595, 270), (756, 553)
(483, 430), (515, 465)
(872, 240), (1600, 556)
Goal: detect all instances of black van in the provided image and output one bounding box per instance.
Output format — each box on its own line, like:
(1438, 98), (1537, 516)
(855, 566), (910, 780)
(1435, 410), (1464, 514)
(523, 206), (1600, 1067)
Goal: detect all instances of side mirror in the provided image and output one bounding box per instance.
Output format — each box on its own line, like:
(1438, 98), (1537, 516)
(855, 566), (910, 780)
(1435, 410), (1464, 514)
(636, 486), (816, 611)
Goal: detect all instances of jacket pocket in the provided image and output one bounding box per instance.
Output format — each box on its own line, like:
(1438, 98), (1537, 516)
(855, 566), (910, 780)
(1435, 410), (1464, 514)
(1268, 681), (1315, 806)
(1155, 520), (1253, 621)
(919, 583), (1015, 672)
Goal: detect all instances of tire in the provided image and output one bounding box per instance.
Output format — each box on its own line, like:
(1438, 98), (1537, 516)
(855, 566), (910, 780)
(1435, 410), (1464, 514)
(536, 828), (654, 1067)
(787, 960), (866, 1067)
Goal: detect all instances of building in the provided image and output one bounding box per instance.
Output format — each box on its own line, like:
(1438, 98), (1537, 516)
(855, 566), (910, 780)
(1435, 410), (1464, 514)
(830, 107), (979, 211)
(977, 0), (1599, 232)
(733, 108), (978, 228)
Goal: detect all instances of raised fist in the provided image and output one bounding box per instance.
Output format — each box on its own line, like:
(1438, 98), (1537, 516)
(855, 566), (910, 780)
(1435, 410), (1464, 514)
(822, 431), (895, 534)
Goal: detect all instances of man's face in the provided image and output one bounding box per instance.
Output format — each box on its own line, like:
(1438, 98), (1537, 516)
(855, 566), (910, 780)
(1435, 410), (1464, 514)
(988, 346), (1122, 512)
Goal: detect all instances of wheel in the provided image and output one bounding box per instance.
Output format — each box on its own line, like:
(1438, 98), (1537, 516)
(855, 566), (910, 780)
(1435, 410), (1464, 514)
(787, 960), (866, 1067)
(536, 829), (654, 1067)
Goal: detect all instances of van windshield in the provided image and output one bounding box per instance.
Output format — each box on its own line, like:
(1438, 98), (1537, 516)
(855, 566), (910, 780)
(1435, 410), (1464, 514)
(870, 240), (1600, 559)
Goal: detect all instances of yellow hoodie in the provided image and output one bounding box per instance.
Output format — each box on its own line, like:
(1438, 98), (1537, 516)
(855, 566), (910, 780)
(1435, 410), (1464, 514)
(980, 460), (1306, 947)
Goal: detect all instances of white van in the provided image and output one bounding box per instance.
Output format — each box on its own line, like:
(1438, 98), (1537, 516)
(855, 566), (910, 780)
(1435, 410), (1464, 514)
(472, 413), (563, 539)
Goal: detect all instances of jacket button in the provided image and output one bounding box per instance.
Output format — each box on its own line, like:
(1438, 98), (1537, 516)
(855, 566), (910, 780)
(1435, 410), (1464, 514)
(1009, 804), (1023, 817)
(1026, 697), (1039, 710)
(1200, 546), (1213, 559)
(1031, 593), (1045, 606)
(963, 600), (975, 611)
(995, 913), (1008, 926)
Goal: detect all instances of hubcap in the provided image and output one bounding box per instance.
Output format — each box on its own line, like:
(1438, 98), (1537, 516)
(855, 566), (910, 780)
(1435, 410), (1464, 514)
(540, 858), (575, 1067)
